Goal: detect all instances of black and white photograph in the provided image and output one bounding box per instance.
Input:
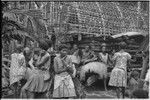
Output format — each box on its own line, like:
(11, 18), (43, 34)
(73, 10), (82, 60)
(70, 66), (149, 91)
(1, 1), (149, 99)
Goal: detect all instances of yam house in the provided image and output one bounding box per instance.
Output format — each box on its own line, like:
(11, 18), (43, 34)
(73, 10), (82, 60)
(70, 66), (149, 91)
(2, 1), (149, 93)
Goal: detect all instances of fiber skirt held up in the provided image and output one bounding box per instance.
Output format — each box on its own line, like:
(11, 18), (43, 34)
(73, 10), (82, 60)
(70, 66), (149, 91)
(53, 73), (76, 98)
(23, 70), (52, 93)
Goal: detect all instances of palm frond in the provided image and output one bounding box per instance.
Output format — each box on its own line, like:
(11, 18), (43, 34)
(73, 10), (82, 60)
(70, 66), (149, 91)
(2, 18), (24, 31)
(14, 30), (34, 40)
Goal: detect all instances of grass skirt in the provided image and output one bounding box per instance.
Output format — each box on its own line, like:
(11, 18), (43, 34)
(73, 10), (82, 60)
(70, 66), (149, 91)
(109, 68), (127, 87)
(53, 73), (76, 98)
(22, 69), (51, 93)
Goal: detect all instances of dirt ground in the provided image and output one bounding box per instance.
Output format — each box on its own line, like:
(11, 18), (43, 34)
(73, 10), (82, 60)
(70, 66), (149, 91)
(2, 79), (120, 99)
(84, 79), (117, 98)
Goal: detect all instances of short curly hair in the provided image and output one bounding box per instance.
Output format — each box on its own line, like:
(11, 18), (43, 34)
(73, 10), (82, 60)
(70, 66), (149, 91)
(119, 42), (126, 50)
(58, 44), (68, 51)
(33, 48), (41, 55)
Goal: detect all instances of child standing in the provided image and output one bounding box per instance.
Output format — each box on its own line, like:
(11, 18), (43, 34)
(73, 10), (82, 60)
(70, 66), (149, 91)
(143, 68), (149, 97)
(10, 44), (26, 98)
(131, 80), (148, 98)
(98, 43), (110, 91)
(99, 43), (109, 65)
(53, 44), (76, 98)
(125, 70), (140, 98)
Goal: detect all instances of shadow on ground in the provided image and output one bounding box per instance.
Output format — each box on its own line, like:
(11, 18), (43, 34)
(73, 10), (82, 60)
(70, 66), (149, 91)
(84, 79), (117, 98)
(2, 79), (117, 99)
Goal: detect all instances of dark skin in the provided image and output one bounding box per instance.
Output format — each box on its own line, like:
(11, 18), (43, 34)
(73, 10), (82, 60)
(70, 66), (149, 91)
(99, 46), (113, 67)
(54, 48), (69, 74)
(85, 45), (90, 52)
(24, 48), (33, 69)
(54, 57), (67, 74)
(110, 49), (128, 98)
(99, 46), (107, 63)
(35, 50), (49, 69)
(72, 44), (78, 51)
(81, 45), (97, 64)
(101, 46), (106, 55)
(54, 48), (73, 74)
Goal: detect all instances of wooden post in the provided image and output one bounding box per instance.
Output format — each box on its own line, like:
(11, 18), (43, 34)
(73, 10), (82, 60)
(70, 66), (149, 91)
(140, 55), (148, 79)
(2, 44), (4, 59)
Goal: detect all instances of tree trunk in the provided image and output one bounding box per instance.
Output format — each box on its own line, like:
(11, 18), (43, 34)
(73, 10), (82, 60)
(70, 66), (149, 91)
(140, 55), (148, 79)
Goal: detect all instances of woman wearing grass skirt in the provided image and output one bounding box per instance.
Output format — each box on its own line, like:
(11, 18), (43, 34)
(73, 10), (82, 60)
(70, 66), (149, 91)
(109, 42), (131, 98)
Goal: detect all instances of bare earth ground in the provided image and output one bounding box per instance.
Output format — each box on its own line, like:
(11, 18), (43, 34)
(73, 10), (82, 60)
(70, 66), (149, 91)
(2, 80), (120, 99)
(84, 79), (117, 98)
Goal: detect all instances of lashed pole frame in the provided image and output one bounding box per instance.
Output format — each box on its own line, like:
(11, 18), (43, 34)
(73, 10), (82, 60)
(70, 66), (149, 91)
(139, 2), (149, 80)
(73, 2), (81, 41)
(113, 2), (125, 33)
(96, 2), (106, 40)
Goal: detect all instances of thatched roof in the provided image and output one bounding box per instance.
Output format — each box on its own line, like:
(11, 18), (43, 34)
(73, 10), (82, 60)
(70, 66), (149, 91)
(139, 35), (149, 52)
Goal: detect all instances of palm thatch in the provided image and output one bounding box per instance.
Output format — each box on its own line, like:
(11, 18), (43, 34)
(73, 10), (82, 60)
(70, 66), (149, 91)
(139, 35), (149, 52)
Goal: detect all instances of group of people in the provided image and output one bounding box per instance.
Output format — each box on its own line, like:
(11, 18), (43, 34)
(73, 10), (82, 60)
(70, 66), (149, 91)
(9, 39), (86, 99)
(9, 39), (149, 99)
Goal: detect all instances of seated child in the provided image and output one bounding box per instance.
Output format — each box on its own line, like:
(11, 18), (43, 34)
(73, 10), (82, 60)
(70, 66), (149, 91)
(131, 80), (148, 98)
(143, 68), (149, 97)
(125, 70), (140, 98)
(128, 70), (140, 90)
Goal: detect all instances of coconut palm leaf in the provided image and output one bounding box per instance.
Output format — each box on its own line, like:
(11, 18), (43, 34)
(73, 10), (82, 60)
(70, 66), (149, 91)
(3, 12), (17, 22)
(2, 16), (38, 42)
(2, 11), (43, 40)
(13, 30), (35, 41)
(2, 18), (24, 34)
